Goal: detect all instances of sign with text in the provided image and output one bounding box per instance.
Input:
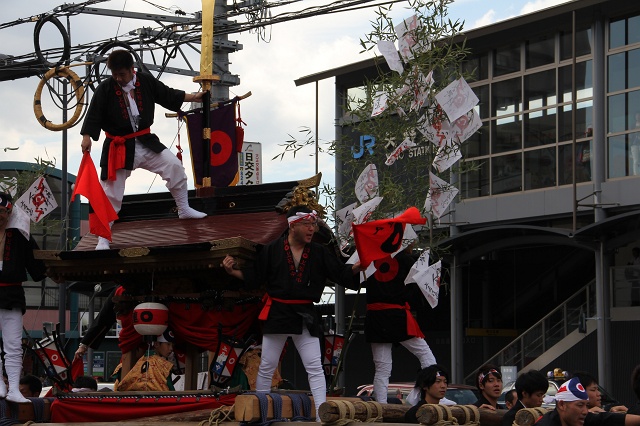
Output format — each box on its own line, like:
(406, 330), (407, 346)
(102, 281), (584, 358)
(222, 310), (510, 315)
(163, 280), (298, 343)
(238, 142), (262, 185)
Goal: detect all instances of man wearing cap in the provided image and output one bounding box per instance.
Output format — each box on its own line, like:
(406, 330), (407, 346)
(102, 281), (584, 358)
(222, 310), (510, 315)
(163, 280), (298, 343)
(0, 192), (47, 403)
(222, 205), (362, 420)
(535, 377), (636, 426)
(116, 329), (177, 391)
(473, 364), (504, 410)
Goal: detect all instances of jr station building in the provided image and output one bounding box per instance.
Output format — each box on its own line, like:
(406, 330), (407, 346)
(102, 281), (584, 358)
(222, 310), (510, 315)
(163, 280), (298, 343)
(297, 0), (640, 403)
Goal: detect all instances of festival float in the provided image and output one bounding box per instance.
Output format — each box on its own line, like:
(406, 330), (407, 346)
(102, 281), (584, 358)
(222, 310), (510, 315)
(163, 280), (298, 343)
(0, 0), (548, 424)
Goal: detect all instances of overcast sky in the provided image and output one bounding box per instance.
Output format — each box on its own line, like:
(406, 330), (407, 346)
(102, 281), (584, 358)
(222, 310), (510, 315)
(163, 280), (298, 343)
(0, 0), (570, 200)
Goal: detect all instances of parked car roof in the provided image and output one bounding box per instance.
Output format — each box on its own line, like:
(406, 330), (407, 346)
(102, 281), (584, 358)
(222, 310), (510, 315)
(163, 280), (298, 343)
(357, 382), (480, 405)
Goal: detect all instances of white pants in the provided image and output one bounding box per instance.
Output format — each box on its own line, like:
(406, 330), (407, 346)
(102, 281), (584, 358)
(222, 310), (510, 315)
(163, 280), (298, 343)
(102, 141), (187, 213)
(0, 308), (24, 374)
(256, 328), (325, 420)
(371, 337), (436, 404)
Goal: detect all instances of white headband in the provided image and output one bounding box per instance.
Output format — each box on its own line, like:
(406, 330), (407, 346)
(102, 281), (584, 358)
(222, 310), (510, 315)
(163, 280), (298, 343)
(287, 210), (318, 225)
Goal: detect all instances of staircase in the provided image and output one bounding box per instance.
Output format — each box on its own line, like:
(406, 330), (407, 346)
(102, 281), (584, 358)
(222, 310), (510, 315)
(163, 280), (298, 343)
(464, 280), (596, 385)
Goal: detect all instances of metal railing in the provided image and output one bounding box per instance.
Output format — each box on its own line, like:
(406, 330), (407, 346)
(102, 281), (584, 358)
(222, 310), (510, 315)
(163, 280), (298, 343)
(464, 280), (595, 385)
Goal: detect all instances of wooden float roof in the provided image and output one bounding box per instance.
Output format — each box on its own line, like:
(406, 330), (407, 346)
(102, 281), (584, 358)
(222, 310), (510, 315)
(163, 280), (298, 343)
(36, 180), (303, 282)
(38, 211), (287, 282)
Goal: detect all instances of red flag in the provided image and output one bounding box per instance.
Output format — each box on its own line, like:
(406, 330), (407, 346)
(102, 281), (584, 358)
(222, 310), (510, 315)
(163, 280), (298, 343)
(71, 152), (119, 241)
(352, 207), (426, 268)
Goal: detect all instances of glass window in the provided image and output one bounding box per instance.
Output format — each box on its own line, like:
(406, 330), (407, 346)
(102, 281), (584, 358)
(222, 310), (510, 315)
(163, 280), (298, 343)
(463, 53), (489, 81)
(462, 122), (489, 157)
(558, 141), (592, 185)
(608, 90), (640, 134)
(561, 27), (593, 60)
(559, 101), (593, 142)
(610, 18), (626, 50)
(492, 116), (522, 154)
(630, 49), (640, 89)
(473, 85), (490, 119)
(526, 35), (555, 68)
(608, 53), (625, 93)
(524, 108), (556, 148)
(461, 160), (490, 199)
(346, 86), (367, 112)
(630, 129), (640, 176)
(492, 153), (522, 194)
(494, 44), (521, 77)
(559, 61), (593, 102)
(630, 15), (640, 46)
(524, 148), (556, 189)
(525, 69), (556, 110)
(492, 77), (522, 117)
(608, 134), (628, 178)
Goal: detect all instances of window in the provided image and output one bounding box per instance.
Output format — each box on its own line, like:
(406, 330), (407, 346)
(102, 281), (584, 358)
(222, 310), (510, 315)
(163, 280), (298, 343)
(463, 53), (489, 81)
(524, 108), (557, 148)
(493, 77), (522, 117)
(526, 35), (555, 68)
(461, 161), (490, 199)
(492, 154), (522, 194)
(559, 61), (593, 102)
(525, 69), (557, 110)
(560, 27), (593, 59)
(524, 148), (556, 189)
(558, 141), (592, 185)
(493, 116), (522, 154)
(494, 44), (521, 76)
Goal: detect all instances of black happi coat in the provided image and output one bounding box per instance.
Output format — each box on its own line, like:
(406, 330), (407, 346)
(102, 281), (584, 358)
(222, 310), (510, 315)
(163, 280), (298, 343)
(243, 234), (359, 337)
(80, 72), (186, 181)
(0, 229), (47, 312)
(364, 250), (424, 343)
(535, 409), (625, 426)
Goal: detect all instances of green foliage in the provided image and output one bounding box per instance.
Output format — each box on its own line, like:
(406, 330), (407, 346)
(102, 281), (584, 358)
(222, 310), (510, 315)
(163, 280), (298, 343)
(275, 0), (475, 253)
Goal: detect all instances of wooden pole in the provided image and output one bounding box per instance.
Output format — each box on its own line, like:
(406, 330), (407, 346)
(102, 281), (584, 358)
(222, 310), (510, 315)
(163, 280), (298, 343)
(318, 400), (410, 423)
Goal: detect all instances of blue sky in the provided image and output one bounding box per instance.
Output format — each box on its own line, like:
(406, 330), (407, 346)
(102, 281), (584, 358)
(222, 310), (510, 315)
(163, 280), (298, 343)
(0, 0), (570, 200)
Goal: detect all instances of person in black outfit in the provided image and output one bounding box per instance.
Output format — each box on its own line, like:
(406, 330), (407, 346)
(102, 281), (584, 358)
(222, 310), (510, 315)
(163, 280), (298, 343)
(501, 370), (548, 426)
(364, 247), (436, 404)
(222, 206), (362, 420)
(629, 365), (640, 415)
(404, 364), (450, 423)
(473, 364), (504, 410)
(0, 192), (47, 403)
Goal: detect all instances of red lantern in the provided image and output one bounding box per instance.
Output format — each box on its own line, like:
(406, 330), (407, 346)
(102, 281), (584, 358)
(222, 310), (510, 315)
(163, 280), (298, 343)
(132, 302), (169, 336)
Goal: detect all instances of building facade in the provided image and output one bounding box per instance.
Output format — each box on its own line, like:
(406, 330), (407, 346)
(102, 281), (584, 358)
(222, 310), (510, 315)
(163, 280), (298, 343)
(297, 0), (640, 403)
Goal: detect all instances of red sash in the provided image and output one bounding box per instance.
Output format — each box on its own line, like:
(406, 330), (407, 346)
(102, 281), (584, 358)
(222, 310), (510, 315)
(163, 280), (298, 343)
(258, 294), (313, 321)
(105, 127), (151, 181)
(367, 302), (425, 339)
(0, 282), (21, 287)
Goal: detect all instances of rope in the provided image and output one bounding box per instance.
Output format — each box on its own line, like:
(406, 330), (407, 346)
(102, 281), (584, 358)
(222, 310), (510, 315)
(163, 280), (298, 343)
(455, 405), (480, 425)
(363, 401), (383, 422)
(197, 405), (235, 426)
(513, 407), (548, 426)
(240, 392), (288, 426)
(432, 404), (457, 426)
(287, 393), (311, 421)
(324, 400), (358, 426)
(0, 400), (20, 426)
(29, 397), (46, 423)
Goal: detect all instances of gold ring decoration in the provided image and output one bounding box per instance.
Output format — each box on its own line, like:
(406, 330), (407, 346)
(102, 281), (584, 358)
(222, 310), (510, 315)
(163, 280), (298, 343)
(33, 66), (86, 131)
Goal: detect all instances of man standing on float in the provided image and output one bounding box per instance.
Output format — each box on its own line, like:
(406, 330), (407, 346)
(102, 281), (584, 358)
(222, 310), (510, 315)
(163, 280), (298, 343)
(222, 206), (362, 420)
(80, 49), (206, 250)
